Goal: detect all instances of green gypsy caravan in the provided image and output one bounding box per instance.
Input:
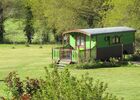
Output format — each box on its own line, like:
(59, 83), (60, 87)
(52, 27), (136, 64)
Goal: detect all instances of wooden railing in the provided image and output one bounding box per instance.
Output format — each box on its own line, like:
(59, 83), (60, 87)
(52, 48), (78, 63)
(60, 48), (72, 60)
(52, 47), (97, 63)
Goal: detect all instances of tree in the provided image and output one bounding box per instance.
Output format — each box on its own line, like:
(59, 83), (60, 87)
(0, 2), (4, 43)
(24, 0), (50, 43)
(129, 0), (140, 29)
(22, 0), (113, 43)
(127, 0), (140, 41)
(24, 6), (34, 44)
(0, 0), (23, 43)
(104, 0), (133, 27)
(63, 0), (113, 28)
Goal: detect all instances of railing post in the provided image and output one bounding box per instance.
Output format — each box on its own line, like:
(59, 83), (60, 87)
(90, 35), (92, 59)
(60, 48), (61, 60)
(71, 49), (72, 62)
(52, 48), (54, 64)
(78, 47), (80, 64)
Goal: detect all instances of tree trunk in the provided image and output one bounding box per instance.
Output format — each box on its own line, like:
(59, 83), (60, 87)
(0, 2), (4, 43)
(87, 15), (94, 28)
(27, 36), (32, 44)
(52, 27), (58, 42)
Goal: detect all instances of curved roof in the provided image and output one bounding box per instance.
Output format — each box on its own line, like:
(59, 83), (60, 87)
(63, 27), (136, 36)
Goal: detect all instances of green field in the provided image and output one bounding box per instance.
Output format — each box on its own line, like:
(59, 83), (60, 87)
(0, 44), (140, 100)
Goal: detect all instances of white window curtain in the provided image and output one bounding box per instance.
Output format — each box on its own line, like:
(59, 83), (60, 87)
(77, 36), (81, 46)
(81, 36), (84, 46)
(77, 36), (84, 46)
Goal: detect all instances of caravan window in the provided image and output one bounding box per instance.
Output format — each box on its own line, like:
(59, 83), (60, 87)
(77, 36), (85, 46)
(81, 36), (84, 46)
(77, 36), (81, 46)
(112, 36), (120, 44)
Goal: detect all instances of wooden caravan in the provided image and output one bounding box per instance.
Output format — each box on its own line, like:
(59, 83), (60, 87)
(52, 26), (136, 64)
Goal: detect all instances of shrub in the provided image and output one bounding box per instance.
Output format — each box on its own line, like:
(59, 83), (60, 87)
(4, 67), (122, 100)
(5, 72), (40, 100)
(69, 59), (128, 69)
(5, 72), (24, 99)
(126, 49), (140, 61)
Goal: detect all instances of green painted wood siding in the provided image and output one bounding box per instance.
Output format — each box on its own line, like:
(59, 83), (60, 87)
(97, 32), (135, 48)
(72, 50), (78, 62)
(70, 35), (76, 48)
(53, 49), (60, 60)
(91, 47), (96, 59)
(70, 33), (96, 50)
(121, 32), (135, 44)
(86, 36), (96, 49)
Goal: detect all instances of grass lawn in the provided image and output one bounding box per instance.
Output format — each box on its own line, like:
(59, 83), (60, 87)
(0, 44), (140, 100)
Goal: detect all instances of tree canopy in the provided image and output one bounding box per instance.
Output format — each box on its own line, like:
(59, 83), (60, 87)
(0, 0), (140, 43)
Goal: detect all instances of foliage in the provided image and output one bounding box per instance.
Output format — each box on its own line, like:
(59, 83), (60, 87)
(5, 72), (40, 99)
(69, 58), (128, 69)
(0, 1), (5, 43)
(4, 67), (121, 100)
(4, 18), (25, 43)
(24, 6), (35, 44)
(126, 49), (140, 61)
(127, 0), (140, 29)
(26, 0), (113, 40)
(1, 0), (140, 44)
(5, 72), (24, 99)
(0, 0), (23, 43)
(127, 0), (140, 41)
(64, 0), (113, 28)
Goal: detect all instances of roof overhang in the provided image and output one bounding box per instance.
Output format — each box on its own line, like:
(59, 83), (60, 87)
(63, 29), (91, 36)
(63, 27), (136, 36)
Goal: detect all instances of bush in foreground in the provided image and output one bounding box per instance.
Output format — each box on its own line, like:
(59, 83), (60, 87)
(4, 67), (122, 100)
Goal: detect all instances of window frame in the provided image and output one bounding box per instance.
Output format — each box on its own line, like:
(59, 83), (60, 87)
(76, 35), (85, 47)
(112, 35), (121, 44)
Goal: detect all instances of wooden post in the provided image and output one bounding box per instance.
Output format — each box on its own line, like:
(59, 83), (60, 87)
(59, 48), (61, 60)
(133, 42), (135, 53)
(78, 47), (80, 63)
(62, 34), (64, 60)
(62, 34), (64, 46)
(121, 44), (124, 61)
(52, 48), (53, 64)
(84, 34), (86, 60)
(90, 35), (92, 58)
(71, 49), (72, 62)
(96, 35), (98, 60)
(134, 32), (136, 53)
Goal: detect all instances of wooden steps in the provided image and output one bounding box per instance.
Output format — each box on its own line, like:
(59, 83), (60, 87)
(57, 59), (72, 67)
